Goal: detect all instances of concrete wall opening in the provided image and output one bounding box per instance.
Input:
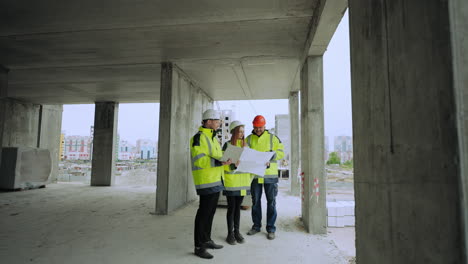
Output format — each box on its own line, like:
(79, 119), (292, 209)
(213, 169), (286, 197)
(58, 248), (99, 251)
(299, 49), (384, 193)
(59, 104), (95, 184)
(114, 103), (159, 187)
(59, 103), (160, 187)
(322, 10), (355, 260)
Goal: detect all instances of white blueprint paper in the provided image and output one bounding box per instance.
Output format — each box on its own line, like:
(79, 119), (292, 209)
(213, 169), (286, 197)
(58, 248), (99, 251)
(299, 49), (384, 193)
(220, 144), (243, 163)
(236, 147), (275, 176)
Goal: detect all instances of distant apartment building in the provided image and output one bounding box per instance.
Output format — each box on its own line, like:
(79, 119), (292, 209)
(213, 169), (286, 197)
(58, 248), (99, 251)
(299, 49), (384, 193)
(89, 126), (94, 160)
(64, 135), (92, 160)
(118, 140), (138, 160)
(334, 136), (353, 162)
(115, 133), (120, 161)
(217, 109), (235, 146)
(136, 139), (157, 159)
(60, 132), (65, 160)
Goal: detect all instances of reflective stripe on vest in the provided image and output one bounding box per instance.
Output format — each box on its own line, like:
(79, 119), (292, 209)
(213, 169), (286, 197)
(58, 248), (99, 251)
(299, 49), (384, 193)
(225, 170), (247, 175)
(202, 133), (218, 167)
(224, 186), (251, 191)
(273, 148), (283, 160)
(195, 180), (222, 189)
(270, 133), (273, 151)
(192, 153), (206, 170)
(202, 133), (213, 156)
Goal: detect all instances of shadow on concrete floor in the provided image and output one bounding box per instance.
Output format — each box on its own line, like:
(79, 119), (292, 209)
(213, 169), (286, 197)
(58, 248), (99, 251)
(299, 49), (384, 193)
(0, 181), (354, 264)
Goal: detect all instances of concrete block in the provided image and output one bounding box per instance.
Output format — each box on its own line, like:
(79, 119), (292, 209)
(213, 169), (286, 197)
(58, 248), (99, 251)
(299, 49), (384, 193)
(338, 206), (347, 217)
(344, 216), (355, 226)
(327, 201), (356, 227)
(327, 202), (339, 216)
(339, 201), (355, 216)
(0, 147), (51, 190)
(327, 216), (347, 227)
(336, 216), (345, 227)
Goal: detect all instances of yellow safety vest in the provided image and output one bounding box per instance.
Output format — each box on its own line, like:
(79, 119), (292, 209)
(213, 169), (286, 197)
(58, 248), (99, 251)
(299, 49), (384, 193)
(190, 126), (224, 195)
(222, 140), (253, 196)
(246, 130), (285, 184)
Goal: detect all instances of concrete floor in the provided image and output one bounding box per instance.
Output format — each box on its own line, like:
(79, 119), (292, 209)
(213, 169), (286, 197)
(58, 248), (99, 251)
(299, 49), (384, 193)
(0, 181), (354, 264)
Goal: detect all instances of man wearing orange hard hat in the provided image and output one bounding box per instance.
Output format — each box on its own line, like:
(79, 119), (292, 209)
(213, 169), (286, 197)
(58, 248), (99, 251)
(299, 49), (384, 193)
(245, 115), (284, 240)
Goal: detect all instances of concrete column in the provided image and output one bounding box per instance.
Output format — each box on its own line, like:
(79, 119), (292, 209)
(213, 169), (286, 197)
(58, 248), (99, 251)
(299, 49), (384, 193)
(0, 66), (8, 167)
(300, 56), (326, 234)
(38, 105), (63, 182)
(349, 1), (462, 263)
(451, 0), (468, 260)
(91, 102), (118, 186)
(289, 91), (300, 196)
(156, 63), (213, 214)
(0, 99), (40, 148)
(156, 62), (175, 215)
(0, 66), (6, 98)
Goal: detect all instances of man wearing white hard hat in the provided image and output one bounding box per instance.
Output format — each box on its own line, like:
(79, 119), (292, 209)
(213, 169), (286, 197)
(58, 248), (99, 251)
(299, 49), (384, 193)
(190, 109), (232, 259)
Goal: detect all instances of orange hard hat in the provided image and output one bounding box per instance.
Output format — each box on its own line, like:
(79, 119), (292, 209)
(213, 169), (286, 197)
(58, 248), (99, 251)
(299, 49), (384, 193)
(252, 115), (266, 127)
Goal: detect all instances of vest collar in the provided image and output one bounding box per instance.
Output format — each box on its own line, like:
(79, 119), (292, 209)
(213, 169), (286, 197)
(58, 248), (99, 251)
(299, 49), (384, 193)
(200, 126), (216, 138)
(251, 129), (270, 138)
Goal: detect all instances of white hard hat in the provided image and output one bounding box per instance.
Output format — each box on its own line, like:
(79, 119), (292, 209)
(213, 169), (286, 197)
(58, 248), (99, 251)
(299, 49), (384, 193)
(229, 120), (245, 132)
(202, 109), (221, 120)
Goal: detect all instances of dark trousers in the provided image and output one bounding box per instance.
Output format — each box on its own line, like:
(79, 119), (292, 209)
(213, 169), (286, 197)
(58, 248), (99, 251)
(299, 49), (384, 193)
(194, 192), (220, 248)
(251, 179), (278, 233)
(226, 196), (244, 233)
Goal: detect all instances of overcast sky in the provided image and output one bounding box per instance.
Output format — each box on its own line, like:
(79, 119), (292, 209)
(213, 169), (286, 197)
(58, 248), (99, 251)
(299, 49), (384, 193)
(62, 11), (351, 148)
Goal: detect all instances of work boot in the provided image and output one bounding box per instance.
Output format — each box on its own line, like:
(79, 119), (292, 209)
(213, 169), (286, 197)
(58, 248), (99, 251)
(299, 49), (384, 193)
(247, 228), (260, 236)
(234, 231), (245, 244)
(226, 232), (236, 245)
(204, 240), (224, 249)
(267, 232), (275, 240)
(194, 247), (213, 259)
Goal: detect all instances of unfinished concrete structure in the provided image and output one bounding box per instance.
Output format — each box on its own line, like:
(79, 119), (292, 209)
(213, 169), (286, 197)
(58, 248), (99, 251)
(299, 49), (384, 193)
(0, 0), (467, 263)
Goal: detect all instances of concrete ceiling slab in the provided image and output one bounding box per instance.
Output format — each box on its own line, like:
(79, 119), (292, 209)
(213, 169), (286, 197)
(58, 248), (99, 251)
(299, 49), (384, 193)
(9, 64), (161, 84)
(7, 64), (160, 104)
(178, 57), (300, 100)
(0, 0), (346, 104)
(308, 0), (348, 55)
(0, 18), (309, 69)
(10, 81), (160, 104)
(0, 0), (316, 35)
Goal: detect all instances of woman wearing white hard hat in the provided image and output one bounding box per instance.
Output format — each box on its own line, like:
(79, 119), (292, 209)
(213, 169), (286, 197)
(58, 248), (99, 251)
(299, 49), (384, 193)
(222, 120), (253, 245)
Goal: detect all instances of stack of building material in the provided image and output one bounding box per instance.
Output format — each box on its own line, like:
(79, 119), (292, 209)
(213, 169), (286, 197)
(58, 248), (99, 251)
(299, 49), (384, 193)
(326, 201), (355, 227)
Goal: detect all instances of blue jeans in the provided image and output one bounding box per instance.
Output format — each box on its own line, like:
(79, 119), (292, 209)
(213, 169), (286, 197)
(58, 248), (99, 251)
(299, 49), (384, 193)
(250, 179), (278, 233)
